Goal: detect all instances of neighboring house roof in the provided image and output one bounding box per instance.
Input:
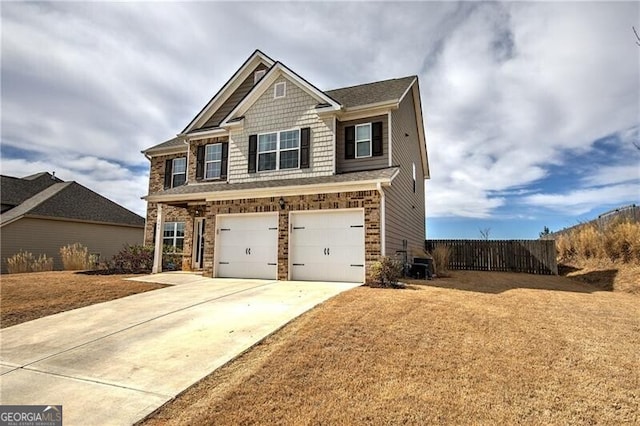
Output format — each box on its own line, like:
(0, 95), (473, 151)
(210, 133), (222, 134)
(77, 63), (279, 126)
(0, 173), (145, 228)
(325, 76), (417, 109)
(1, 172), (62, 208)
(145, 167), (400, 203)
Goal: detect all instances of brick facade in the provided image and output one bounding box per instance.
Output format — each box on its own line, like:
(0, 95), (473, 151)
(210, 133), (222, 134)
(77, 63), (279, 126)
(195, 190), (381, 283)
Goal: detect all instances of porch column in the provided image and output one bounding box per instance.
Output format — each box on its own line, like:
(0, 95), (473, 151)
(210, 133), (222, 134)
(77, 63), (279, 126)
(152, 204), (165, 273)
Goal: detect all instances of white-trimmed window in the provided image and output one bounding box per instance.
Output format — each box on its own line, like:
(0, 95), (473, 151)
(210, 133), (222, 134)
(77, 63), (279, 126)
(274, 81), (286, 99)
(205, 143), (222, 179)
(172, 158), (186, 187)
(163, 222), (184, 251)
(355, 123), (372, 158)
(258, 129), (300, 171)
(412, 162), (417, 193)
(254, 69), (266, 84)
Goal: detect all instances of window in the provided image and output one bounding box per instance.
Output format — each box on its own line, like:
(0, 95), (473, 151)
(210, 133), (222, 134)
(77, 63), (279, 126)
(172, 158), (186, 187)
(257, 129), (300, 171)
(163, 222), (184, 251)
(355, 123), (371, 158)
(412, 162), (417, 193)
(274, 81), (286, 98)
(254, 69), (266, 84)
(204, 143), (222, 179)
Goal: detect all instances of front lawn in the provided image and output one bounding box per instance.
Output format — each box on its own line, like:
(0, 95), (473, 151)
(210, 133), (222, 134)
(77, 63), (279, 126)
(140, 271), (639, 425)
(0, 271), (167, 328)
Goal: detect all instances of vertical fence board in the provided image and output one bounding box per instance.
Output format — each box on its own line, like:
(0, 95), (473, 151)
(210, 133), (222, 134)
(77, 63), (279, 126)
(425, 239), (558, 275)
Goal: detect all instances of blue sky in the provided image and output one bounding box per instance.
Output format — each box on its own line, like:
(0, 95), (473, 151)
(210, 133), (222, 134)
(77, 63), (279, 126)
(1, 2), (638, 239)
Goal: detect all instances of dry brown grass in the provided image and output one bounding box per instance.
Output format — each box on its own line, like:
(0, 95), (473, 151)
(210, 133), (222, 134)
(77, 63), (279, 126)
(0, 271), (167, 328)
(140, 271), (639, 426)
(560, 260), (640, 294)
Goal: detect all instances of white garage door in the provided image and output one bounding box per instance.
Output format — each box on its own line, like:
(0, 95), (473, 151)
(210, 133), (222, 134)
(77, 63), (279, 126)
(290, 209), (365, 283)
(215, 213), (278, 279)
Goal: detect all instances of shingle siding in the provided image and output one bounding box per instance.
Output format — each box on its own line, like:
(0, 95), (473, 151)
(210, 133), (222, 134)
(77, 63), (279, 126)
(385, 89), (426, 258)
(335, 115), (389, 173)
(227, 75), (334, 183)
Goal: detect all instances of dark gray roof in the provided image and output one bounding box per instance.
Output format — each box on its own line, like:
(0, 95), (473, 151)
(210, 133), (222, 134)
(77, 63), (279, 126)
(1, 173), (144, 228)
(146, 167), (399, 199)
(1, 172), (62, 208)
(142, 137), (183, 154)
(325, 76), (416, 109)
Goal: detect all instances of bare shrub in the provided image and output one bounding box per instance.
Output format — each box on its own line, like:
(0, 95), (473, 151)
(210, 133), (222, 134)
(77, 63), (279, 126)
(370, 256), (403, 287)
(431, 245), (451, 277)
(6, 251), (34, 274)
(60, 243), (90, 270)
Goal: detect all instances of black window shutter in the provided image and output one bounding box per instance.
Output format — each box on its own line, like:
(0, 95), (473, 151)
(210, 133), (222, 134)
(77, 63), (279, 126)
(163, 159), (173, 189)
(300, 127), (310, 169)
(372, 122), (383, 156)
(345, 126), (355, 159)
(248, 135), (257, 173)
(196, 145), (205, 181)
(220, 143), (229, 179)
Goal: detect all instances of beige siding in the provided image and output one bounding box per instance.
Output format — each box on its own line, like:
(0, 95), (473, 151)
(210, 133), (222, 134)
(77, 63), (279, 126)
(335, 115), (389, 173)
(1, 218), (143, 273)
(227, 75), (334, 183)
(201, 63), (269, 129)
(385, 89), (426, 258)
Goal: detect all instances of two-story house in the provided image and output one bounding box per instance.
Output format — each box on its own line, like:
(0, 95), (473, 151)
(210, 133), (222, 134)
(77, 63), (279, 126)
(142, 50), (429, 283)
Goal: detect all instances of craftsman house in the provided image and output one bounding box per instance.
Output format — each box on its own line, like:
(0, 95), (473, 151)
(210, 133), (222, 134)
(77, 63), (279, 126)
(143, 50), (429, 283)
(1, 172), (145, 272)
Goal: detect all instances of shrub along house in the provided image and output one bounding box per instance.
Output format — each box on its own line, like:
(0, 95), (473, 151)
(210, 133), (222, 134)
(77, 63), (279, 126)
(1, 172), (145, 272)
(143, 50), (429, 283)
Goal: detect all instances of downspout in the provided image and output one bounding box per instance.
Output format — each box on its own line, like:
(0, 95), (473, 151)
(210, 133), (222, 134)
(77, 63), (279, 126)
(376, 182), (386, 256)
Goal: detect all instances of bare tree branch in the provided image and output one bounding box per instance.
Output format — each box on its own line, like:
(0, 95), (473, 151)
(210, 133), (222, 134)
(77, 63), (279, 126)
(634, 26), (640, 46)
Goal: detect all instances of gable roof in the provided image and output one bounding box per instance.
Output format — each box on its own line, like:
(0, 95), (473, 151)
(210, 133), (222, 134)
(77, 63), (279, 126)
(182, 49), (275, 134)
(219, 61), (341, 127)
(325, 76), (416, 109)
(0, 173), (145, 228)
(1, 172), (62, 208)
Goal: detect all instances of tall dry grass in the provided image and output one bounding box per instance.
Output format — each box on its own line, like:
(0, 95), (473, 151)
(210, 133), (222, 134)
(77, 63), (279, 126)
(556, 219), (640, 264)
(6, 251), (54, 274)
(60, 243), (91, 270)
(430, 245), (451, 277)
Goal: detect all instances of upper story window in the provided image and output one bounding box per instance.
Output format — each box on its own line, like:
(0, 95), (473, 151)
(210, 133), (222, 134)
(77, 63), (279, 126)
(164, 157), (186, 189)
(254, 69), (266, 84)
(205, 143), (222, 179)
(257, 129), (300, 171)
(355, 123), (372, 158)
(412, 162), (417, 193)
(172, 158), (186, 187)
(274, 82), (286, 99)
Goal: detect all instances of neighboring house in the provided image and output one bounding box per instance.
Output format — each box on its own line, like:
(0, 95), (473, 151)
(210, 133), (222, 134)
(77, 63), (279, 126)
(143, 50), (429, 283)
(1, 172), (145, 272)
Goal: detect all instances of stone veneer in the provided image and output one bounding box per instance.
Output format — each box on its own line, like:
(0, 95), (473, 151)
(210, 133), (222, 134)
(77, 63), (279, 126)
(199, 190), (382, 283)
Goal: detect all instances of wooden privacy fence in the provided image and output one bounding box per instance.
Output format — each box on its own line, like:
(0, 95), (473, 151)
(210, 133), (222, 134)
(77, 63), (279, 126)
(425, 239), (558, 275)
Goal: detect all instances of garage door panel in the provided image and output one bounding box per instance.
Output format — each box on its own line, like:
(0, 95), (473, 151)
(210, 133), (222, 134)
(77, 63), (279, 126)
(290, 210), (365, 283)
(216, 214), (278, 280)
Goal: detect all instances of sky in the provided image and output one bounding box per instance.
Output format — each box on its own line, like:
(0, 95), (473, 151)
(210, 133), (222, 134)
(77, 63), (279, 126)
(1, 1), (638, 240)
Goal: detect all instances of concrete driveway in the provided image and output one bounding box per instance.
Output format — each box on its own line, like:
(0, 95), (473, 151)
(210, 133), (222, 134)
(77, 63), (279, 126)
(0, 274), (360, 425)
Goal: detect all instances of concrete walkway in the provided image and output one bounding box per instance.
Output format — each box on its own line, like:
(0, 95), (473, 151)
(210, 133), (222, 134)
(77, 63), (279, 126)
(0, 274), (360, 425)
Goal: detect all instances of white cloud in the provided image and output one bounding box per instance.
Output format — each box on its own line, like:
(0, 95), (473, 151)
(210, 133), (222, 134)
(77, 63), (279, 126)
(522, 183), (639, 215)
(1, 1), (638, 225)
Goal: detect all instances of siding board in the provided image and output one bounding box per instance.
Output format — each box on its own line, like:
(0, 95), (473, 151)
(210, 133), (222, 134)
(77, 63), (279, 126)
(1, 218), (143, 273)
(385, 89), (426, 258)
(335, 115), (389, 173)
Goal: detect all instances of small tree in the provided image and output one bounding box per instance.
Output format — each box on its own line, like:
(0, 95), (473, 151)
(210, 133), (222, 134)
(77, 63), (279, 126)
(539, 226), (551, 239)
(479, 227), (491, 240)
